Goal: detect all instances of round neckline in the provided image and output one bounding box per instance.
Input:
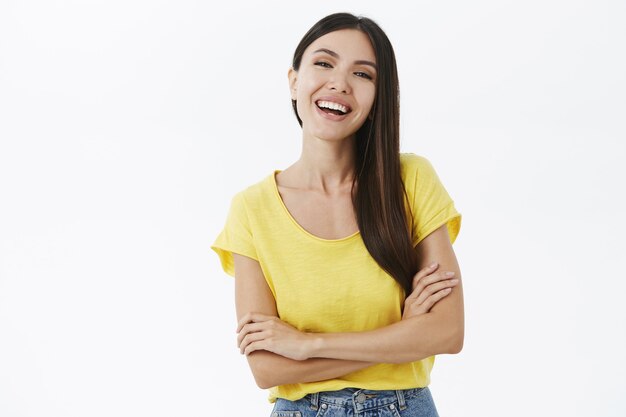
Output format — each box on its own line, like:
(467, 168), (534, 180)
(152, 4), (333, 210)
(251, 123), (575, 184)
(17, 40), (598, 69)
(271, 170), (360, 243)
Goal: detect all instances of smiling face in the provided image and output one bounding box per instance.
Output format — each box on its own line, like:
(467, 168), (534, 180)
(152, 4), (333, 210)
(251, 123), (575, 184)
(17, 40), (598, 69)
(288, 29), (377, 142)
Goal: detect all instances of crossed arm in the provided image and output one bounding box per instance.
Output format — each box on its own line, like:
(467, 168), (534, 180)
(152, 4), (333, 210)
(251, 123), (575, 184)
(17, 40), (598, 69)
(233, 224), (464, 389)
(233, 253), (375, 388)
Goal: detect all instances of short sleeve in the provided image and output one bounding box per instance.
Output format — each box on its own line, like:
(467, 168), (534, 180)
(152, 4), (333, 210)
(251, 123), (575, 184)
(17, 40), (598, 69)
(211, 191), (259, 277)
(403, 153), (462, 246)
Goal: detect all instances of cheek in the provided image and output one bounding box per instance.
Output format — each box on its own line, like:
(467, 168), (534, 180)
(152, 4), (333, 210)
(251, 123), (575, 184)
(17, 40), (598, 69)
(295, 98), (307, 121)
(295, 76), (323, 115)
(358, 87), (376, 114)
(296, 72), (322, 98)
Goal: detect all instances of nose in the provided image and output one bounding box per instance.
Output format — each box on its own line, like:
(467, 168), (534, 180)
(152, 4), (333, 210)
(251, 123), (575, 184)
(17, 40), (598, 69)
(327, 72), (351, 94)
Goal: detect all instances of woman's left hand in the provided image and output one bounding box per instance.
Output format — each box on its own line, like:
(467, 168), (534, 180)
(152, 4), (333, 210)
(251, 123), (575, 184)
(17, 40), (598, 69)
(236, 312), (314, 360)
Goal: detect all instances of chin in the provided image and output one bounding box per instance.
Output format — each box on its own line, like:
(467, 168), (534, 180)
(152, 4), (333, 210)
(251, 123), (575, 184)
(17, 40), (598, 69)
(305, 125), (359, 142)
(313, 131), (356, 143)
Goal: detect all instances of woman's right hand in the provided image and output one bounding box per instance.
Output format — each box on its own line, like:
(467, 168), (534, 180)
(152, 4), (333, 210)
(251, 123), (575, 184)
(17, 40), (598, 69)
(402, 262), (459, 320)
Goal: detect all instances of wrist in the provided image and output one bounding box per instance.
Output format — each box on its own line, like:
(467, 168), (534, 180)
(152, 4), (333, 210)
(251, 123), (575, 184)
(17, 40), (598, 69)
(305, 333), (325, 359)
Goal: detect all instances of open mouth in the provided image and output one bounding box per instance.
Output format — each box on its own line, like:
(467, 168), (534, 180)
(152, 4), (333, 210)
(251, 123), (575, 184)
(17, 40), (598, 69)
(316, 100), (351, 116)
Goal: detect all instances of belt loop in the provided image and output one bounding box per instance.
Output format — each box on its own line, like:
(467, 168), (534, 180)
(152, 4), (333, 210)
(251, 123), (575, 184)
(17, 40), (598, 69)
(309, 392), (319, 410)
(395, 389), (407, 411)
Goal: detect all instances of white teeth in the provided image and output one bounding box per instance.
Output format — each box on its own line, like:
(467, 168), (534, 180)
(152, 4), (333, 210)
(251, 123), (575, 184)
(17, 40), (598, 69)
(317, 100), (348, 114)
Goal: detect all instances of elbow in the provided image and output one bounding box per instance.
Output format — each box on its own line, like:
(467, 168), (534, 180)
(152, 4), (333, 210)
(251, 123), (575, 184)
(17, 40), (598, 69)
(247, 352), (277, 389)
(447, 338), (463, 354)
(444, 327), (464, 354)
(251, 366), (271, 389)
(255, 376), (273, 390)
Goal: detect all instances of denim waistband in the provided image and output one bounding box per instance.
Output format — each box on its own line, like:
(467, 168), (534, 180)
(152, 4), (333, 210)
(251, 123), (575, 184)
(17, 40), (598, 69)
(305, 387), (427, 412)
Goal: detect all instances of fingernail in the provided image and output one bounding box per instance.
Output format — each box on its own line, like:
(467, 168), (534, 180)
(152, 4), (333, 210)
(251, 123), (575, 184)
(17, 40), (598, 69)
(445, 271), (455, 277)
(451, 279), (459, 284)
(430, 262), (438, 268)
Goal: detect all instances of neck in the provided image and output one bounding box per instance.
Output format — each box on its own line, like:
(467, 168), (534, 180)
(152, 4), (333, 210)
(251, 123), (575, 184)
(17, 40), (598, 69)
(294, 134), (356, 192)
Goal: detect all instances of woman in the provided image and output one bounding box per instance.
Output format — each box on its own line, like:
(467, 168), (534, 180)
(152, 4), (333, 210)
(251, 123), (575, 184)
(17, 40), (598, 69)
(212, 12), (464, 417)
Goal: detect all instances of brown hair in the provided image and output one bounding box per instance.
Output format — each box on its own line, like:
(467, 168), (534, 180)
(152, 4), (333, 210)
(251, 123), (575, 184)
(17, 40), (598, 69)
(291, 12), (418, 295)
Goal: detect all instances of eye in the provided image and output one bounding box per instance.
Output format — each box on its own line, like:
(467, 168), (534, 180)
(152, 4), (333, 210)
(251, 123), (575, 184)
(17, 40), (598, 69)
(354, 71), (373, 80)
(314, 61), (332, 68)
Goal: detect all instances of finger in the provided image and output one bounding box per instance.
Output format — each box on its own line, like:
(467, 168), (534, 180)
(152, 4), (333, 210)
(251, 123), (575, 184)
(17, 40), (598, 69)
(403, 299), (427, 317)
(406, 287), (452, 317)
(414, 278), (459, 305)
(411, 262), (439, 290)
(405, 288), (419, 302)
(419, 287), (453, 312)
(239, 330), (268, 354)
(421, 271), (455, 288)
(236, 322), (266, 347)
(236, 312), (253, 333)
(236, 312), (273, 333)
(412, 262), (439, 285)
(244, 340), (267, 356)
(237, 312), (262, 333)
(412, 270), (455, 297)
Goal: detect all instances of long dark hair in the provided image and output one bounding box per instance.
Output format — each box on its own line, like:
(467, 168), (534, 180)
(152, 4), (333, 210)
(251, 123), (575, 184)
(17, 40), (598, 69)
(291, 12), (418, 295)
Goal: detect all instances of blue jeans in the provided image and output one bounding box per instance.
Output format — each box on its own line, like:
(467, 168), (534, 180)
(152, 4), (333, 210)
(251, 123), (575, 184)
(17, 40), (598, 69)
(271, 387), (439, 417)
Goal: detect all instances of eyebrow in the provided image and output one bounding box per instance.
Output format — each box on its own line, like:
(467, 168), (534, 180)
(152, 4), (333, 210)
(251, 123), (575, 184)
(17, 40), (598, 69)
(313, 48), (377, 70)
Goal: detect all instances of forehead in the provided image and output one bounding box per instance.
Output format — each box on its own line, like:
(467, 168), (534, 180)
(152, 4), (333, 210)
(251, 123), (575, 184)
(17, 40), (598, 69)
(303, 29), (376, 62)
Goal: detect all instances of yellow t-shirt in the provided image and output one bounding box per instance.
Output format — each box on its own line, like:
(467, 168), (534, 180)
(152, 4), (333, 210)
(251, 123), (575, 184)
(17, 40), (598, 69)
(211, 153), (461, 403)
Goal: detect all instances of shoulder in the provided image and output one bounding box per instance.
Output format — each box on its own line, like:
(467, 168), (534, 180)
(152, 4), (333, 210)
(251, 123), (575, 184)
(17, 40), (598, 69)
(400, 152), (438, 183)
(400, 152), (432, 168)
(400, 152), (455, 205)
(230, 172), (275, 211)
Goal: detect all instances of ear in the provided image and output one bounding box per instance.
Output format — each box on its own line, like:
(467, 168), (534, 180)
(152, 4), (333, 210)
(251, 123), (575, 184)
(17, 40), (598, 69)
(288, 67), (298, 100)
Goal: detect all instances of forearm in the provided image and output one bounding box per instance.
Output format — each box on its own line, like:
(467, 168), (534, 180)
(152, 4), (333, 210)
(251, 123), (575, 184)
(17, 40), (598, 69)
(308, 253), (465, 364)
(247, 350), (375, 389)
(309, 312), (463, 364)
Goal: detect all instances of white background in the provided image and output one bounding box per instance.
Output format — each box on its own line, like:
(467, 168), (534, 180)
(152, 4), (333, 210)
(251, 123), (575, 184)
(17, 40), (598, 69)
(1, 1), (625, 416)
